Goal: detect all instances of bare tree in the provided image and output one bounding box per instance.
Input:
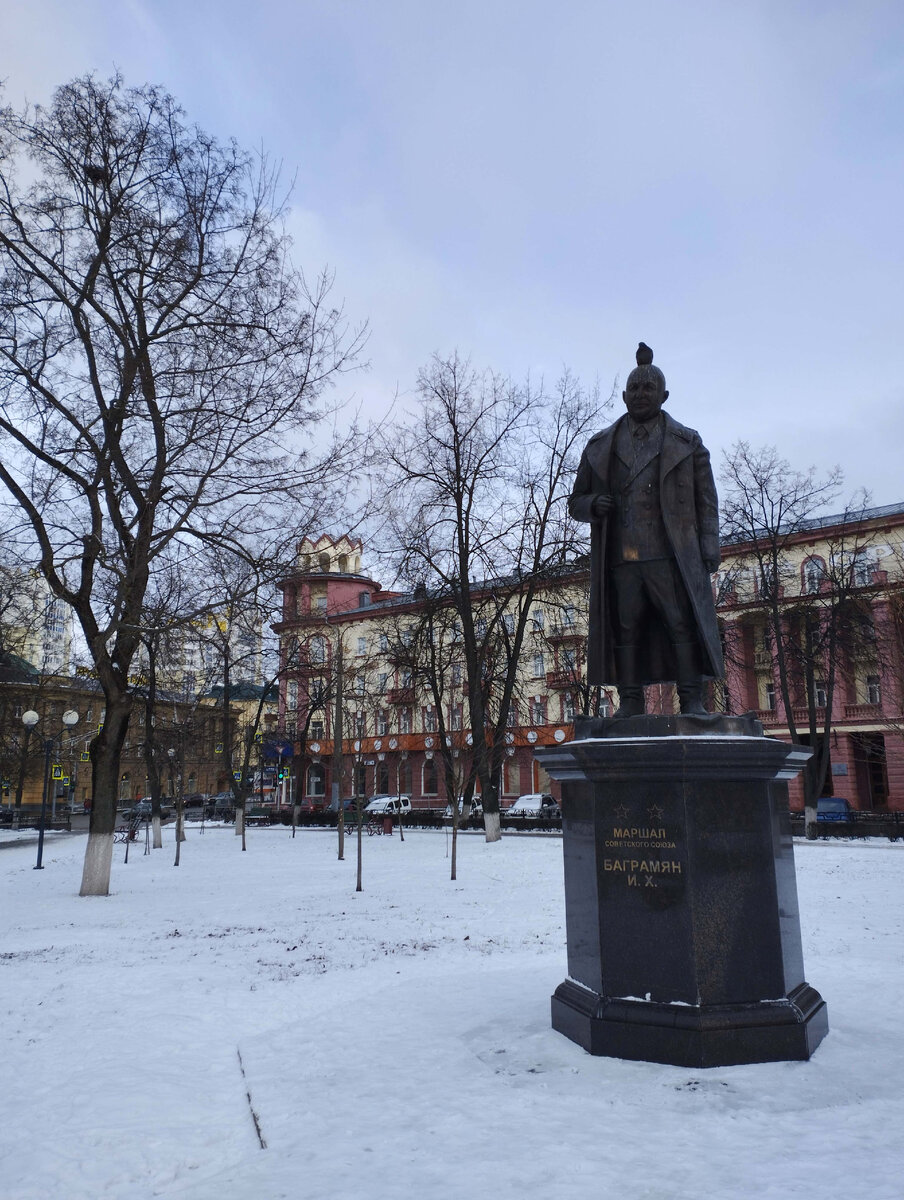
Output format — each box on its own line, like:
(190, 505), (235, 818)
(377, 598), (477, 879)
(720, 442), (877, 835)
(379, 354), (608, 841)
(0, 76), (364, 893)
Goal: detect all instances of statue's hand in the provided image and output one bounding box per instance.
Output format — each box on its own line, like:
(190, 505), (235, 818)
(591, 493), (614, 517)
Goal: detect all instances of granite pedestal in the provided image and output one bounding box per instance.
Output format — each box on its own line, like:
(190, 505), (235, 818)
(536, 714), (828, 1068)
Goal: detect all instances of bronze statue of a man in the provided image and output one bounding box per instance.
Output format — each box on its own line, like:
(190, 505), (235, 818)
(569, 343), (723, 717)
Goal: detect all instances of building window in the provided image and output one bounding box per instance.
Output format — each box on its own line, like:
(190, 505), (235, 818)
(867, 675), (881, 706)
(532, 608), (545, 631)
(356, 636), (367, 656)
(531, 699), (546, 725)
(310, 719), (324, 740)
(313, 594), (328, 613)
(378, 672), (389, 692)
(379, 632), (390, 652)
(310, 635), (327, 665)
(506, 703), (517, 727)
(502, 613), (515, 635)
(287, 680), (298, 711)
(307, 764), (325, 796)
(562, 605), (575, 628)
(424, 708), (437, 733)
(561, 646), (577, 672)
(451, 662), (462, 686)
(450, 706), (463, 731)
(562, 693), (575, 722)
(400, 669), (413, 689)
(765, 682), (776, 711)
(533, 653), (545, 678)
(758, 564), (777, 598)
(402, 628), (413, 648)
(423, 759), (438, 796)
(853, 551), (877, 588)
(355, 674), (366, 696)
(400, 707), (412, 734)
(815, 680), (827, 709)
(355, 713), (366, 737)
(803, 558), (825, 595)
(377, 711), (389, 736)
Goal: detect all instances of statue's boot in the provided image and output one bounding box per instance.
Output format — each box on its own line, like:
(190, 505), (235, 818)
(613, 645), (644, 718)
(674, 641), (708, 715)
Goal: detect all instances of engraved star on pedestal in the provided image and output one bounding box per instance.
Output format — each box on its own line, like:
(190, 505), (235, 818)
(613, 804), (630, 822)
(647, 804), (664, 822)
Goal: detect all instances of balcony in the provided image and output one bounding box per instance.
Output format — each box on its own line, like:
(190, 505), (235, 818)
(753, 650), (772, 670)
(792, 707), (825, 726)
(843, 703), (882, 720)
(386, 687), (415, 705)
(546, 670), (575, 690)
(547, 623), (582, 642)
(754, 709), (779, 725)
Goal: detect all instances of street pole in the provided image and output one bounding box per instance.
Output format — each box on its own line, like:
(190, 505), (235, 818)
(22, 708), (79, 871)
(35, 738), (52, 870)
(332, 634), (344, 858)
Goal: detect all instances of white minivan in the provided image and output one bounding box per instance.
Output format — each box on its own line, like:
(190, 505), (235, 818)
(364, 794), (412, 817)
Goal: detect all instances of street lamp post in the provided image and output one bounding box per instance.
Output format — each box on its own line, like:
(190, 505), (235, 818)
(21, 708), (79, 870)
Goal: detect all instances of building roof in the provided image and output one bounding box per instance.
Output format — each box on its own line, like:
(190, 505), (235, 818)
(719, 500), (904, 549)
(0, 650), (40, 683)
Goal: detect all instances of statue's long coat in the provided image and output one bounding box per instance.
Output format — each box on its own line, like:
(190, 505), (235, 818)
(569, 411), (724, 686)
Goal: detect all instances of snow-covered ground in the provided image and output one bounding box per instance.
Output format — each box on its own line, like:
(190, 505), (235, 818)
(1, 825), (901, 1200)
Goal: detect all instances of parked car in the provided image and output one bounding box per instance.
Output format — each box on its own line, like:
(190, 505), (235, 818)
(505, 793), (560, 820)
(296, 796), (328, 814)
(443, 796), (483, 821)
(364, 795), (412, 817)
(817, 796), (854, 822)
(328, 797), (364, 817)
(121, 799), (172, 821)
(205, 792), (236, 821)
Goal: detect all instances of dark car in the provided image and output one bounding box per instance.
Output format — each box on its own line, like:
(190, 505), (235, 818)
(121, 799), (172, 821)
(817, 797), (854, 822)
(205, 792), (236, 821)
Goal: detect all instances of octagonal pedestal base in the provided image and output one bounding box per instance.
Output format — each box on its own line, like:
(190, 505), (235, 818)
(537, 715), (828, 1068)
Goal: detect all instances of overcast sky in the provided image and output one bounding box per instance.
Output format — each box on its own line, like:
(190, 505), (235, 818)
(6, 0), (904, 508)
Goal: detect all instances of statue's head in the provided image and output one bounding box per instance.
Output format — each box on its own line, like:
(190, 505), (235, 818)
(623, 342), (668, 421)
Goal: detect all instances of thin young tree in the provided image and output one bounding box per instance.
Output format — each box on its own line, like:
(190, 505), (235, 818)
(0, 75), (364, 893)
(378, 599), (476, 879)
